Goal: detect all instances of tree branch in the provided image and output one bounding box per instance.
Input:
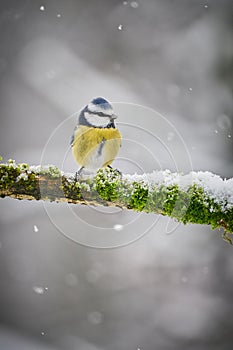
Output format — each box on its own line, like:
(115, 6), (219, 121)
(0, 159), (232, 243)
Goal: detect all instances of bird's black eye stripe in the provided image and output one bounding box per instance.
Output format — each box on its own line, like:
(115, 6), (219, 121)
(86, 108), (111, 118)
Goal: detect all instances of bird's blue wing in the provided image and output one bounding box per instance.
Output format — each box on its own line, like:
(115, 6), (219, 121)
(70, 127), (76, 146)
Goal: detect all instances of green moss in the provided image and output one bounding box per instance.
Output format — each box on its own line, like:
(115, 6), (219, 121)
(146, 183), (233, 238)
(146, 185), (190, 218)
(62, 177), (82, 200)
(182, 185), (208, 224)
(128, 182), (149, 211)
(95, 168), (121, 201)
(179, 184), (232, 236)
(0, 163), (21, 191)
(162, 185), (179, 215)
(168, 190), (191, 221)
(116, 181), (133, 207)
(226, 208), (233, 233)
(0, 162), (40, 199)
(147, 186), (167, 213)
(15, 172), (40, 199)
(35, 165), (61, 178)
(18, 163), (29, 171)
(48, 166), (61, 178)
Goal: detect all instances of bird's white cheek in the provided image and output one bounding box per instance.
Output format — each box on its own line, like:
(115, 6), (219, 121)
(84, 112), (110, 127)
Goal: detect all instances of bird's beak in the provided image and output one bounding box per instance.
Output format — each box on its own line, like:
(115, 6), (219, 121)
(111, 114), (118, 120)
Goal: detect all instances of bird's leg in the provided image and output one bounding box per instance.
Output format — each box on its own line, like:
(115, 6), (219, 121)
(107, 165), (122, 176)
(75, 166), (84, 181)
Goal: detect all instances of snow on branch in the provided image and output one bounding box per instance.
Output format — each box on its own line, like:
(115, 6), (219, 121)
(0, 159), (233, 243)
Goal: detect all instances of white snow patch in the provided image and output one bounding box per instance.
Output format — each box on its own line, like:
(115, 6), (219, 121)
(29, 164), (60, 175)
(3, 160), (17, 169)
(29, 165), (43, 173)
(16, 173), (28, 182)
(123, 170), (233, 210)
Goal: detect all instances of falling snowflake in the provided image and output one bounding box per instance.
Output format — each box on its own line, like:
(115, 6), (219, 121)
(87, 311), (103, 325)
(33, 225), (39, 232)
(130, 1), (139, 8)
(113, 224), (123, 231)
(33, 286), (45, 294)
(217, 114), (231, 130)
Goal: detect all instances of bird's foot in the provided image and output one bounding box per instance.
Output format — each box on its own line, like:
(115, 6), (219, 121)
(74, 167), (84, 181)
(107, 165), (122, 177)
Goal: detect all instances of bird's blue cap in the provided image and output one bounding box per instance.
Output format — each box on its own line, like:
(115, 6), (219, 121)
(91, 97), (112, 110)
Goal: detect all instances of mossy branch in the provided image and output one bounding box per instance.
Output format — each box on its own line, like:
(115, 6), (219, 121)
(0, 159), (233, 243)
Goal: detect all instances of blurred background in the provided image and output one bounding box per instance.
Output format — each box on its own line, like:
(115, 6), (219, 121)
(0, 0), (233, 349)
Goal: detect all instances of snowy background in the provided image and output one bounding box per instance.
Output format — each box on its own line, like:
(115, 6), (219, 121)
(0, 0), (233, 349)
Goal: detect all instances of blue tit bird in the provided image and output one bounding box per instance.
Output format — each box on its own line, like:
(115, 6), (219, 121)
(71, 97), (122, 173)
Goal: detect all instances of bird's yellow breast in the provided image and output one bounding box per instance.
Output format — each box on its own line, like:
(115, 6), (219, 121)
(72, 125), (122, 169)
